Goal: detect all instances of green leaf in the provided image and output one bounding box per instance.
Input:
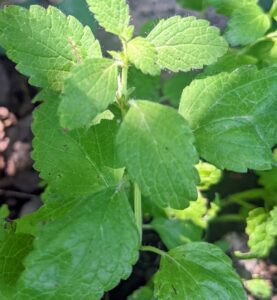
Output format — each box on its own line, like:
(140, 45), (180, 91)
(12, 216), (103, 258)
(204, 0), (257, 16)
(162, 72), (195, 107)
(128, 286), (156, 300)
(59, 58), (118, 129)
(147, 16), (228, 72)
(127, 37), (160, 76)
(154, 242), (247, 300)
(245, 278), (272, 299)
(151, 218), (203, 249)
(270, 0), (277, 21)
(128, 67), (161, 102)
(116, 100), (199, 209)
(204, 52), (257, 75)
(177, 0), (204, 10)
(236, 207), (277, 258)
(0, 231), (33, 299)
(179, 66), (277, 172)
(0, 5), (101, 92)
(225, 3), (271, 46)
(15, 189), (139, 299)
(86, 0), (133, 40)
(33, 95), (122, 201)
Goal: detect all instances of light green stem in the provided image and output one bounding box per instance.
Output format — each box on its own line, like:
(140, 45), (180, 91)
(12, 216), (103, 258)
(211, 214), (245, 223)
(121, 65), (128, 99)
(140, 245), (166, 257)
(121, 40), (128, 100)
(134, 182), (142, 241)
(221, 188), (265, 209)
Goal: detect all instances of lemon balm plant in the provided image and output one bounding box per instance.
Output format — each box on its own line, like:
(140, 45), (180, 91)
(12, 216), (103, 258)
(0, 0), (276, 299)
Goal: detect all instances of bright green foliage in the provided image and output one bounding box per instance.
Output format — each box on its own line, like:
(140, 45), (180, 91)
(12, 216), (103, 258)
(180, 66), (277, 172)
(151, 218), (202, 249)
(127, 37), (160, 76)
(1, 0), (275, 298)
(0, 5), (101, 91)
(59, 58), (118, 129)
(147, 16), (228, 72)
(162, 72), (195, 107)
(128, 286), (156, 300)
(236, 207), (277, 258)
(177, 0), (204, 10)
(33, 97), (122, 200)
(154, 242), (247, 300)
(166, 193), (219, 228)
(245, 279), (272, 299)
(86, 0), (133, 40)
(225, 3), (271, 46)
(15, 189), (139, 300)
(128, 67), (161, 102)
(196, 161), (222, 190)
(116, 100), (199, 209)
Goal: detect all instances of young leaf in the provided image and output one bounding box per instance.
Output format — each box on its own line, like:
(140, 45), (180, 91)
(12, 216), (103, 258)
(33, 95), (122, 200)
(225, 3), (271, 46)
(236, 207), (277, 258)
(245, 279), (272, 299)
(166, 193), (215, 229)
(0, 5), (101, 91)
(86, 0), (133, 40)
(196, 161), (222, 190)
(16, 189), (140, 299)
(127, 37), (160, 76)
(147, 16), (228, 72)
(128, 67), (161, 102)
(179, 66), (277, 172)
(116, 100), (199, 209)
(154, 242), (247, 300)
(59, 58), (118, 129)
